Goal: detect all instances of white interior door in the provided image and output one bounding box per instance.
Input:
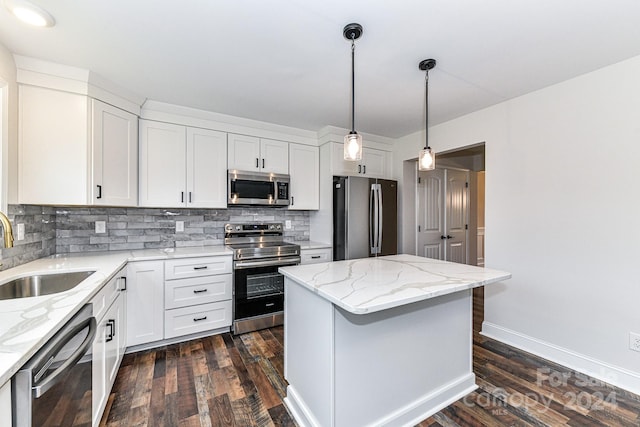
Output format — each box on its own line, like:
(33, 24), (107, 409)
(417, 167), (469, 263)
(417, 168), (445, 259)
(445, 169), (469, 264)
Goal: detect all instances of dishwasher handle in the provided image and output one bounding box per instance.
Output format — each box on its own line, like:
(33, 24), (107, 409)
(32, 316), (97, 398)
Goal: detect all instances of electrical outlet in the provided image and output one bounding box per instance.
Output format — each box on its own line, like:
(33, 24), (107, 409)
(176, 221), (184, 232)
(285, 220), (292, 230)
(16, 223), (25, 241)
(630, 332), (640, 352)
(95, 221), (106, 234)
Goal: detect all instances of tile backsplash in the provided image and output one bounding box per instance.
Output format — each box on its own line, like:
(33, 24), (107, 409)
(0, 205), (309, 270)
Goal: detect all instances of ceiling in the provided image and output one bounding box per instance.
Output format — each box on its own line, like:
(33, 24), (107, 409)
(2, 0), (640, 139)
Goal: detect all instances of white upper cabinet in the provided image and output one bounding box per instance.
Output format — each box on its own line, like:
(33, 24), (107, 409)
(139, 120), (227, 208)
(289, 143), (319, 210)
(186, 128), (228, 208)
(228, 133), (289, 174)
(331, 142), (390, 179)
(18, 85), (138, 206)
(92, 100), (138, 206)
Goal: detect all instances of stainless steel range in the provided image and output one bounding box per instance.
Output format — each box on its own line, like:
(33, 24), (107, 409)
(225, 223), (300, 334)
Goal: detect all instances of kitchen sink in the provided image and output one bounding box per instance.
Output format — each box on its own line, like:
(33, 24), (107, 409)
(0, 271), (95, 300)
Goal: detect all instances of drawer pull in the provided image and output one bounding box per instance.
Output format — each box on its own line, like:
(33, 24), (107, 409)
(311, 255), (321, 259)
(265, 303), (275, 307)
(193, 316), (208, 322)
(193, 289), (208, 294)
(193, 266), (208, 270)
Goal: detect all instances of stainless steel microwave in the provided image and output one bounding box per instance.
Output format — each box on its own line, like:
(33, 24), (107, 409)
(228, 170), (290, 206)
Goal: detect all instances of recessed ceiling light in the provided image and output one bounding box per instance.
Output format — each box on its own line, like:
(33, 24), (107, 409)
(4, 0), (55, 27)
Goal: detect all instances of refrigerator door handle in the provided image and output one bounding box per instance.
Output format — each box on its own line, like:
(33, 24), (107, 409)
(372, 184), (380, 254)
(377, 184), (383, 254)
(370, 184), (376, 253)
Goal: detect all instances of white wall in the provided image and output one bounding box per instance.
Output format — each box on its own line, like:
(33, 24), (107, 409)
(0, 42), (17, 210)
(393, 55), (640, 394)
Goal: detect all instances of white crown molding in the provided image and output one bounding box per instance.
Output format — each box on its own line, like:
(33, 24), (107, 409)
(13, 55), (145, 115)
(140, 100), (318, 146)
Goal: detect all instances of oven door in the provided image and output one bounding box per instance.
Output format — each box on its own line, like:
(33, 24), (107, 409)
(233, 257), (299, 321)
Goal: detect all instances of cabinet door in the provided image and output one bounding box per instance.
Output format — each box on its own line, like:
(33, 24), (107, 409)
(260, 139), (289, 174)
(186, 128), (227, 208)
(93, 294), (124, 427)
(0, 381), (10, 427)
(361, 147), (388, 178)
(228, 134), (261, 171)
(91, 100), (138, 206)
(126, 261), (164, 347)
(139, 120), (187, 207)
(289, 143), (319, 210)
(18, 85), (90, 205)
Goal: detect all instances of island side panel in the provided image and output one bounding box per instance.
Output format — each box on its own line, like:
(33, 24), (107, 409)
(333, 289), (476, 427)
(284, 277), (335, 427)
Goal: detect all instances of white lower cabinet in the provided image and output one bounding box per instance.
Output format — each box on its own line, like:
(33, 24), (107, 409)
(92, 271), (127, 427)
(0, 381), (10, 427)
(164, 256), (232, 339)
(300, 247), (332, 265)
(126, 261), (164, 347)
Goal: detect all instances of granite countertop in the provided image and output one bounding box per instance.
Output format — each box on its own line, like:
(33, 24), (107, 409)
(279, 254), (511, 315)
(0, 246), (232, 386)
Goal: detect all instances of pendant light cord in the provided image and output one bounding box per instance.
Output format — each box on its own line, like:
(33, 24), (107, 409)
(424, 69), (430, 149)
(351, 36), (356, 133)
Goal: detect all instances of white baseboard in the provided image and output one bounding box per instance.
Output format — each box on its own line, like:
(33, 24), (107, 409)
(482, 322), (640, 395)
(284, 375), (477, 427)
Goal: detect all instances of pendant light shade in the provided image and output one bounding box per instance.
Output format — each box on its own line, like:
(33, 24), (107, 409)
(343, 23), (363, 161)
(418, 59), (436, 171)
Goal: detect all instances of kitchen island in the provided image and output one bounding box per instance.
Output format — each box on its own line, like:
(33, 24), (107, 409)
(279, 254), (511, 427)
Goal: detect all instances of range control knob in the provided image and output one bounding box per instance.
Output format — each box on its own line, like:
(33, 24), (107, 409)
(276, 224), (282, 230)
(235, 225), (241, 231)
(269, 224), (275, 230)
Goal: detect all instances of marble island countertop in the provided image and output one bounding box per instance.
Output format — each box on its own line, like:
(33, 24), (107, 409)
(0, 245), (232, 387)
(279, 254), (511, 315)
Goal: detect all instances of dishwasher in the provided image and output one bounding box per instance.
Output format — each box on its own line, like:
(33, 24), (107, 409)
(12, 303), (97, 427)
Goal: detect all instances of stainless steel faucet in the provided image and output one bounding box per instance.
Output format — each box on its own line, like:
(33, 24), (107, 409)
(0, 211), (14, 248)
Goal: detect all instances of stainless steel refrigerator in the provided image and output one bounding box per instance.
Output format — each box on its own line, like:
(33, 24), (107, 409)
(333, 175), (398, 260)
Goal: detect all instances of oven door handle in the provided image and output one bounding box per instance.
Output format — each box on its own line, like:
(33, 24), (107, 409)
(234, 257), (301, 270)
(32, 316), (97, 398)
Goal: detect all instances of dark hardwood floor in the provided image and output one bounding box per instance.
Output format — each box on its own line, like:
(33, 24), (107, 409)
(102, 317), (640, 426)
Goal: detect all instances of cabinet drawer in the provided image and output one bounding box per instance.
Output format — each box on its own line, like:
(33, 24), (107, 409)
(164, 300), (232, 339)
(92, 270), (126, 320)
(165, 274), (232, 309)
(164, 256), (232, 280)
(300, 248), (332, 265)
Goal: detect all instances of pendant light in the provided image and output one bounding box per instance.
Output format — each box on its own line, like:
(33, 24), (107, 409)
(343, 23), (363, 161)
(418, 59), (436, 171)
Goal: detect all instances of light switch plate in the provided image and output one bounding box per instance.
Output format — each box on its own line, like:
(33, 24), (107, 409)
(176, 221), (184, 232)
(17, 223), (25, 241)
(95, 221), (106, 234)
(285, 220), (292, 230)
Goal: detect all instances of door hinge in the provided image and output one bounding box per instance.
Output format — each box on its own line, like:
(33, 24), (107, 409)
(418, 225), (421, 232)
(465, 182), (469, 188)
(465, 224), (468, 230)
(418, 177), (421, 184)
